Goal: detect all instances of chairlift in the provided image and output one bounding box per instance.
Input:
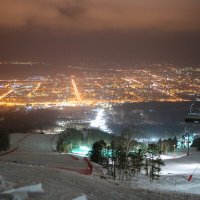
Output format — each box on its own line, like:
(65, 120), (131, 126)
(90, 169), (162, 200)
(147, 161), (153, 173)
(185, 98), (200, 123)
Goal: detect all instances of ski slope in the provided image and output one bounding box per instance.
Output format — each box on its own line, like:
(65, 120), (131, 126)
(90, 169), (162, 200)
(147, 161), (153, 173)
(0, 133), (200, 200)
(131, 148), (200, 195)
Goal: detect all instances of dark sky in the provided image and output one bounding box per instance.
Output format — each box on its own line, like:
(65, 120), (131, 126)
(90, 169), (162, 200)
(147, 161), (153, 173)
(0, 0), (200, 66)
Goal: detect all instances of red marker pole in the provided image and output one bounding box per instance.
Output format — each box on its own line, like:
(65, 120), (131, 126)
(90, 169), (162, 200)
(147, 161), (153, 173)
(188, 162), (200, 182)
(188, 175), (193, 181)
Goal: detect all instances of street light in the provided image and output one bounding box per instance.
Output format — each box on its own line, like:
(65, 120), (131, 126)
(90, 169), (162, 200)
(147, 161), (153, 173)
(173, 144), (176, 159)
(185, 133), (190, 156)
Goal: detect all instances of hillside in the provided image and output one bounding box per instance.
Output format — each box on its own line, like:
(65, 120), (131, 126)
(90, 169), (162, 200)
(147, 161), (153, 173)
(0, 133), (200, 200)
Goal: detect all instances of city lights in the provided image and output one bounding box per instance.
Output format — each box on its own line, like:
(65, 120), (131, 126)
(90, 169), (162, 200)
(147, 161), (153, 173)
(0, 65), (199, 108)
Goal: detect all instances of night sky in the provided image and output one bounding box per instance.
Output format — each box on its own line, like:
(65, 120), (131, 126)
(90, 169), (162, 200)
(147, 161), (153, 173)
(0, 0), (200, 66)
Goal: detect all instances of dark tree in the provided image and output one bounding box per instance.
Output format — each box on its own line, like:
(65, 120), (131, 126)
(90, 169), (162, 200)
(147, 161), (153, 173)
(147, 143), (165, 182)
(0, 130), (10, 152)
(149, 157), (165, 182)
(89, 140), (106, 164)
(129, 149), (144, 176)
(191, 137), (200, 151)
(106, 140), (117, 179)
(157, 137), (177, 154)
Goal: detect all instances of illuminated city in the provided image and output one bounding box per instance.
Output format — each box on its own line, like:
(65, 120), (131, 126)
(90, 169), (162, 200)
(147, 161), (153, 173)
(0, 64), (199, 107)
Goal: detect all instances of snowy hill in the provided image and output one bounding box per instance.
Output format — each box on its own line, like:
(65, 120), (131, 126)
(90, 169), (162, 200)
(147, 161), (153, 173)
(9, 133), (59, 152)
(131, 148), (200, 195)
(0, 133), (200, 200)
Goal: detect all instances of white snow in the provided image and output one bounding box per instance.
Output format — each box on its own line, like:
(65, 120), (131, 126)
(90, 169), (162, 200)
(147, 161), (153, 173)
(2, 183), (43, 194)
(72, 194), (87, 200)
(131, 148), (200, 195)
(10, 133), (59, 152)
(0, 133), (200, 200)
(90, 108), (111, 133)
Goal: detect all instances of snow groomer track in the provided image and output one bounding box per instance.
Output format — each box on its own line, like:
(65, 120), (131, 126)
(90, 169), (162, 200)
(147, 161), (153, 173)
(0, 133), (92, 175)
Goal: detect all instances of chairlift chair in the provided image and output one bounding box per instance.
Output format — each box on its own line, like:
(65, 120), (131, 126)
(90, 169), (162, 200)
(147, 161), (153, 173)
(185, 98), (200, 123)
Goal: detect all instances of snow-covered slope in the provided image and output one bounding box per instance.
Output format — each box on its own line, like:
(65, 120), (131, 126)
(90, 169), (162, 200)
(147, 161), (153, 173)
(0, 133), (200, 200)
(0, 161), (200, 200)
(131, 148), (200, 195)
(10, 133), (59, 152)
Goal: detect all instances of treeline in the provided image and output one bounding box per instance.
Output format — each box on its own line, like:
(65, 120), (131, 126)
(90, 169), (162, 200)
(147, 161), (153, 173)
(192, 137), (200, 151)
(57, 128), (183, 182)
(157, 137), (177, 154)
(0, 129), (10, 152)
(56, 128), (113, 152)
(89, 140), (165, 183)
